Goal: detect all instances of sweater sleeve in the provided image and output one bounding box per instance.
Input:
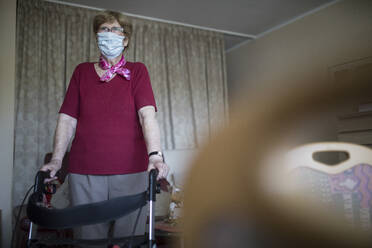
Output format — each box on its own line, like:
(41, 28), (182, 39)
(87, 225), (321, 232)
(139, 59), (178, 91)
(59, 65), (80, 119)
(133, 63), (157, 112)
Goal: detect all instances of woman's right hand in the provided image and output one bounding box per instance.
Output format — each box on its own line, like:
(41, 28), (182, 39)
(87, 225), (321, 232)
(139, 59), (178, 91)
(40, 159), (62, 182)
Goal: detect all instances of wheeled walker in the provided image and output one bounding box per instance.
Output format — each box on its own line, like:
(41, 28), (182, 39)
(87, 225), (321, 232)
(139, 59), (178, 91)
(26, 169), (160, 247)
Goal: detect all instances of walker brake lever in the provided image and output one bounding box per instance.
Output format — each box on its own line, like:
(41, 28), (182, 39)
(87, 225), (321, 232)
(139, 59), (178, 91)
(156, 182), (161, 194)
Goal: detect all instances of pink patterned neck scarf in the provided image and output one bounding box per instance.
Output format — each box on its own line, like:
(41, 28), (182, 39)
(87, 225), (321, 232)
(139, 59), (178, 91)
(99, 55), (130, 82)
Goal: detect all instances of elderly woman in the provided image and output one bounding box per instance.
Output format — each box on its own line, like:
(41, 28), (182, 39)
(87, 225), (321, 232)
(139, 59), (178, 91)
(41, 10), (169, 243)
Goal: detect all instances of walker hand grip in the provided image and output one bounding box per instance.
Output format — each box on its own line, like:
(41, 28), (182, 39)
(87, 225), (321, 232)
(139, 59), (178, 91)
(35, 171), (50, 194)
(149, 169), (158, 201)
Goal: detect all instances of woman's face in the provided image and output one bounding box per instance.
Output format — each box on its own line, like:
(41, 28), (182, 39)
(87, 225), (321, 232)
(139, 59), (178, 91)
(98, 20), (128, 47)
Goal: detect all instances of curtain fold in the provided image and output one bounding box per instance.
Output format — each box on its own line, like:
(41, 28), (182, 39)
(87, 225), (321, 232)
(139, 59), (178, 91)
(14, 0), (228, 206)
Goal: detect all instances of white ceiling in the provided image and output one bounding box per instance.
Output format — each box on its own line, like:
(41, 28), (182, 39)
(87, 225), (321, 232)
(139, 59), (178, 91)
(52, 0), (338, 51)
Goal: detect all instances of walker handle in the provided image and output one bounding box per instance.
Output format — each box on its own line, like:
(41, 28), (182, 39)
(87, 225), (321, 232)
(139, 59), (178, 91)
(35, 171), (50, 193)
(149, 169), (159, 201)
(34, 170), (59, 196)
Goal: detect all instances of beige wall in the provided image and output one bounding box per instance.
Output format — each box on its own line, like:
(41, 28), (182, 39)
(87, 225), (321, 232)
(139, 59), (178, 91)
(0, 0), (16, 246)
(226, 0), (372, 143)
(227, 0), (372, 97)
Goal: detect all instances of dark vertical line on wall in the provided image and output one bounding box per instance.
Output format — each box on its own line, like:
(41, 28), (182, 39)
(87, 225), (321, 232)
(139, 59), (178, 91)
(15, 0), (23, 121)
(159, 30), (169, 150)
(184, 31), (198, 148)
(36, 8), (47, 167)
(133, 25), (137, 61)
(14, 0), (22, 159)
(220, 39), (229, 121)
(163, 31), (175, 149)
(46, 9), (53, 142)
(63, 18), (68, 93)
(86, 15), (90, 61)
(205, 38), (211, 139)
(17, 0), (30, 164)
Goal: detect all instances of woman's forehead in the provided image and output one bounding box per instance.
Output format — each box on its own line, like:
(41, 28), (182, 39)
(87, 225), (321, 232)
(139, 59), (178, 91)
(100, 20), (121, 27)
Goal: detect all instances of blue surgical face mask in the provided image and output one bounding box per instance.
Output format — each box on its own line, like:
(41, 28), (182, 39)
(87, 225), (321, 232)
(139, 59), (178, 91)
(97, 32), (125, 59)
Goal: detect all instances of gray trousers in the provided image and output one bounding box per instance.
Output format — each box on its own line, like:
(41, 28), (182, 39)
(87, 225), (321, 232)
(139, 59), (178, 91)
(68, 171), (148, 246)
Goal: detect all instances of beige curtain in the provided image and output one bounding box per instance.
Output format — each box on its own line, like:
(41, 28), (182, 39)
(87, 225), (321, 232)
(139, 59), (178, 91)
(14, 0), (228, 206)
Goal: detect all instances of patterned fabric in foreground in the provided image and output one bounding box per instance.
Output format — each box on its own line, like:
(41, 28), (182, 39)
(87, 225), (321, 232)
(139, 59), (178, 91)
(293, 164), (372, 230)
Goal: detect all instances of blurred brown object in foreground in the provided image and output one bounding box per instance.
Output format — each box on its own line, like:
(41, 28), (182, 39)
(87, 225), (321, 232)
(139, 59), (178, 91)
(182, 68), (372, 248)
